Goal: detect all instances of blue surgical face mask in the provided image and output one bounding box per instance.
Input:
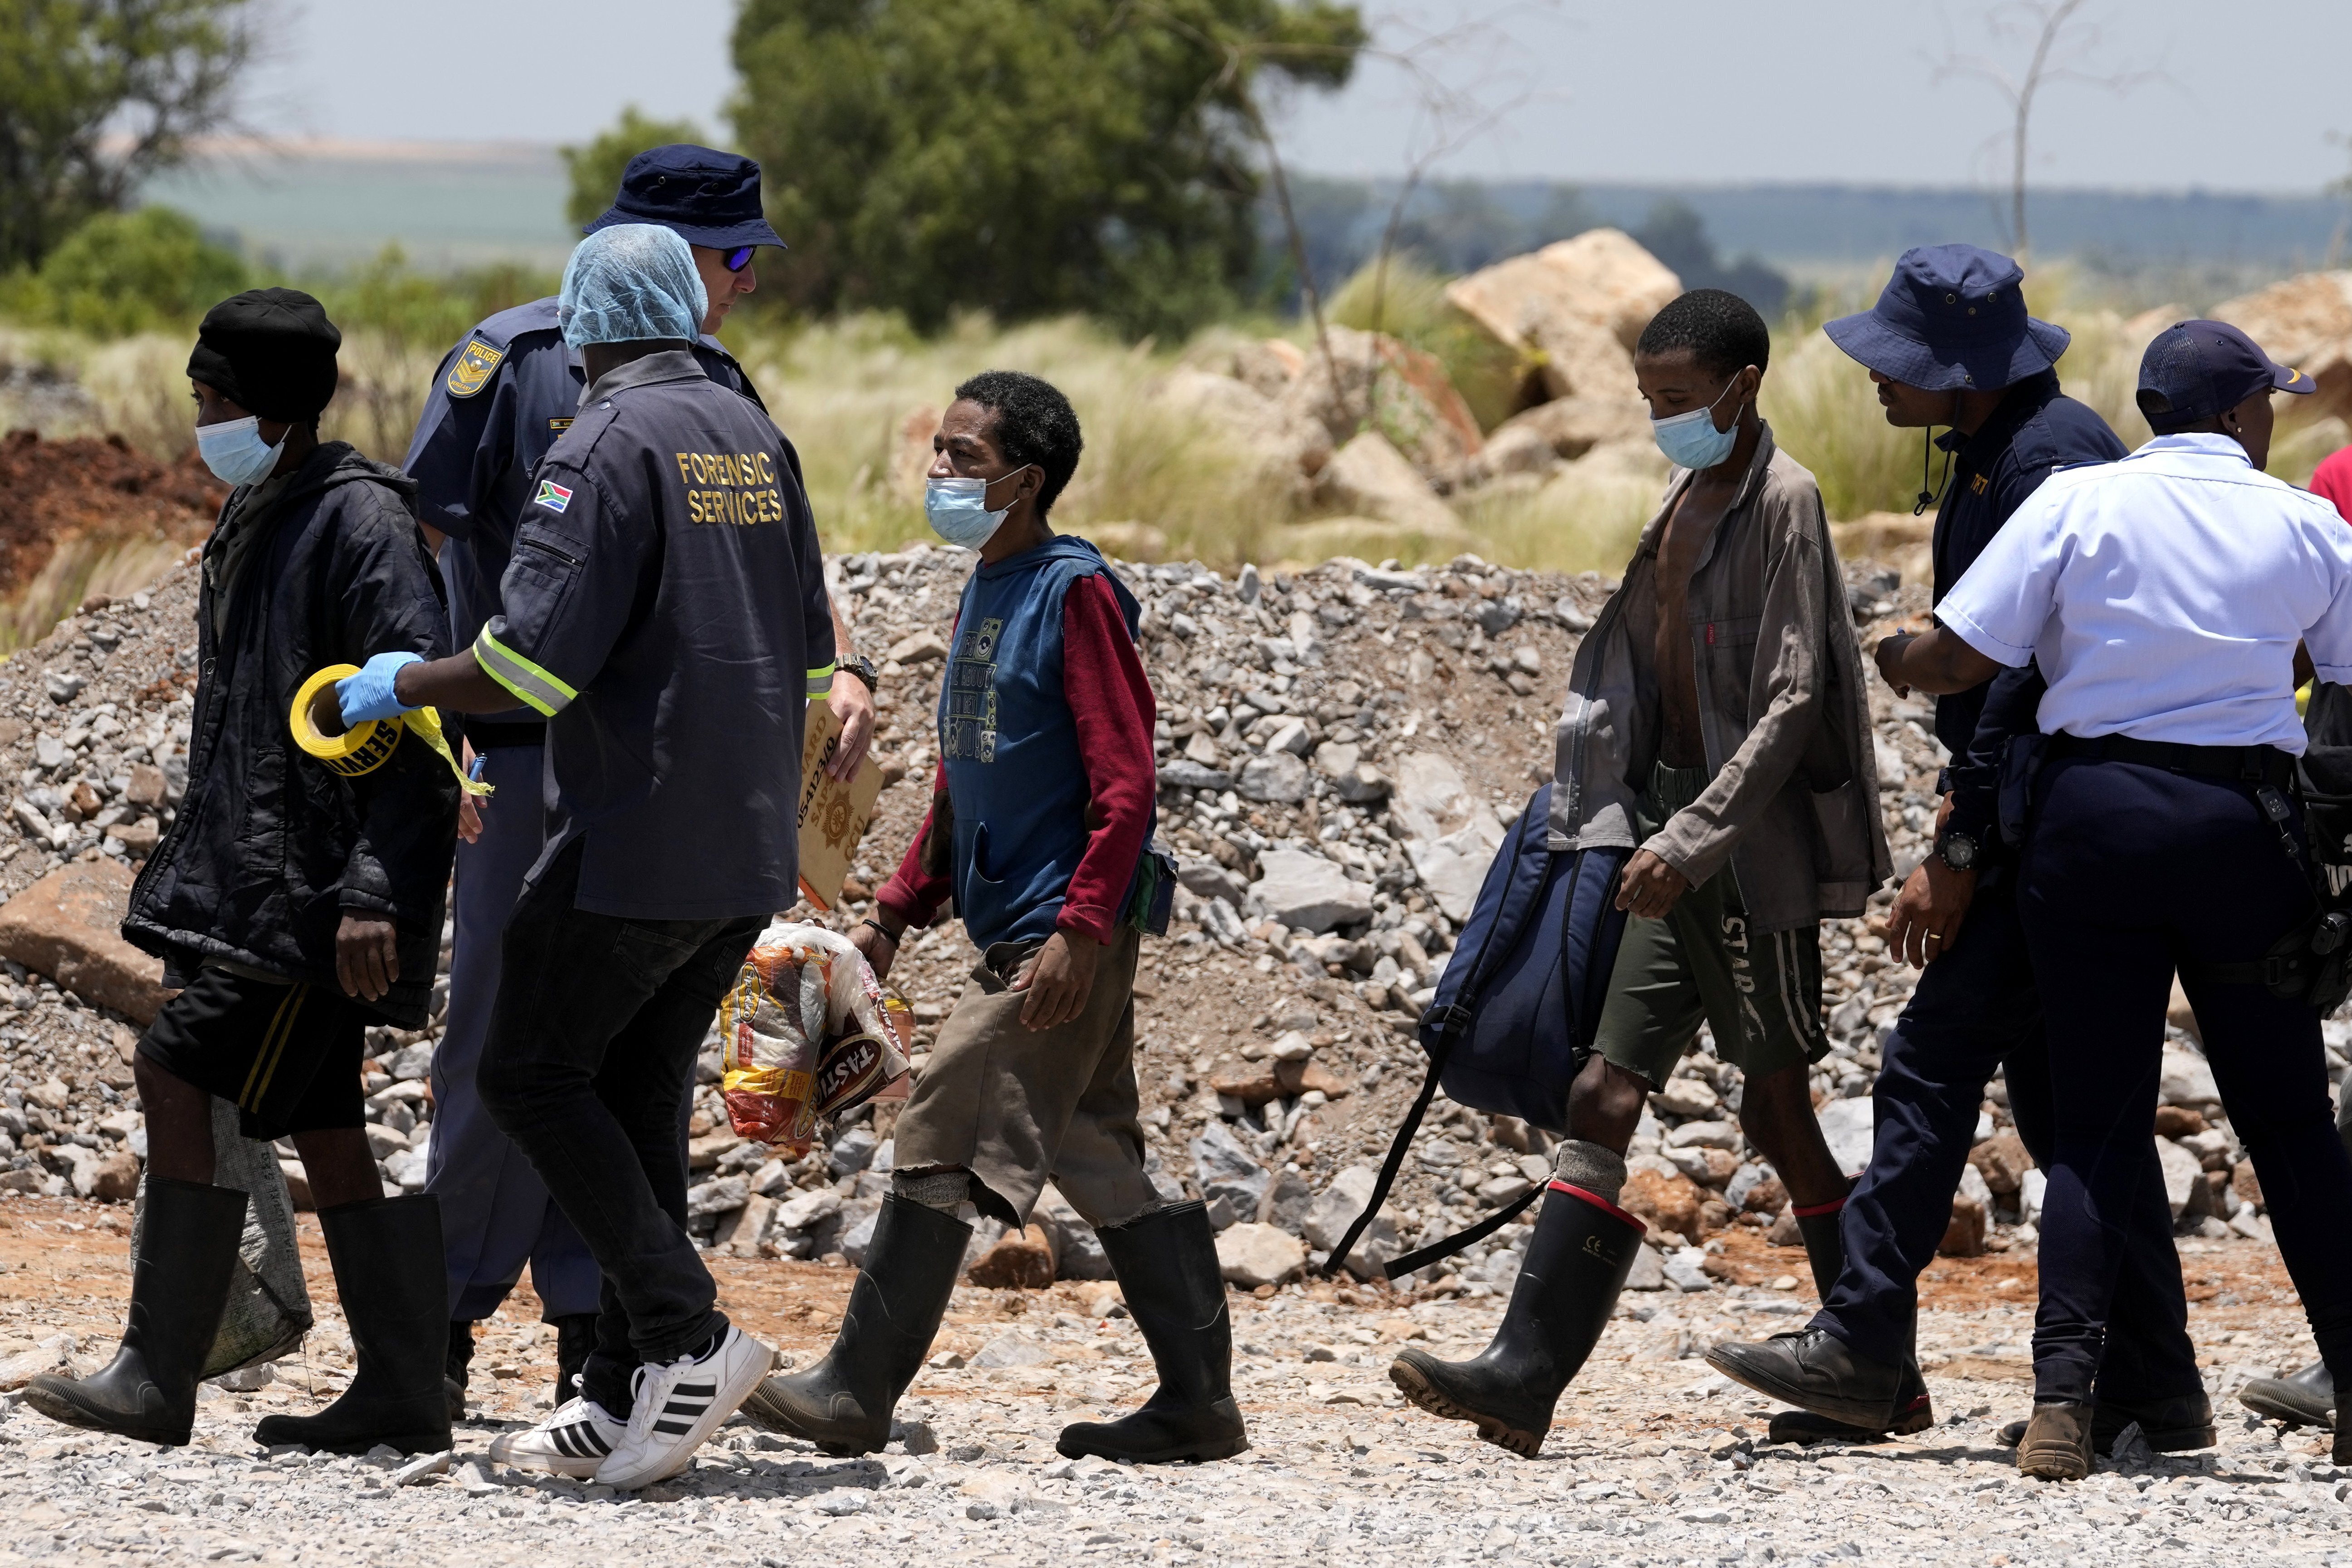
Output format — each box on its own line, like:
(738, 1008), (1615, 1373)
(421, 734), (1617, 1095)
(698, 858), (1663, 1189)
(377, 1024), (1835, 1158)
(196, 415), (286, 487)
(924, 471), (1022, 550)
(1649, 373), (1746, 471)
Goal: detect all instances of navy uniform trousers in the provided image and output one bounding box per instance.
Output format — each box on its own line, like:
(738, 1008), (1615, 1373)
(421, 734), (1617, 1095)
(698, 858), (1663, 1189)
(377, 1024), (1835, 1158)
(2020, 757), (2352, 1405)
(1813, 868), (2200, 1401)
(424, 742), (602, 1323)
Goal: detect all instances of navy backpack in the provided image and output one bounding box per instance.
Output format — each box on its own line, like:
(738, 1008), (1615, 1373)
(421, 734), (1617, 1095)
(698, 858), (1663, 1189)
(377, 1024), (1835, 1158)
(1321, 782), (1631, 1280)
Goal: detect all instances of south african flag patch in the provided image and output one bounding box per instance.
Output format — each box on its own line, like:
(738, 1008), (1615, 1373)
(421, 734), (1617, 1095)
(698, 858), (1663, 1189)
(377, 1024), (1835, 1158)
(534, 479), (572, 513)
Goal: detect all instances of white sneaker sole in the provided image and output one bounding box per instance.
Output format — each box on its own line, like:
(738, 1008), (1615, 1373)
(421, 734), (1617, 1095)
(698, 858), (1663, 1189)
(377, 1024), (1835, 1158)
(596, 1335), (777, 1490)
(486, 1432), (610, 1479)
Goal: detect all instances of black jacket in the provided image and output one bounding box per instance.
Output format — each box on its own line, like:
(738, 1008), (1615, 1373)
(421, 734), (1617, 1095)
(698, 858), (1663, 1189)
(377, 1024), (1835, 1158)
(125, 443), (458, 1026)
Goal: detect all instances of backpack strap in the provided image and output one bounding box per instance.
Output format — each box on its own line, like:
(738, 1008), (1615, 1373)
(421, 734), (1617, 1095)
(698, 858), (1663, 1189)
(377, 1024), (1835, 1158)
(1314, 827), (1531, 1280)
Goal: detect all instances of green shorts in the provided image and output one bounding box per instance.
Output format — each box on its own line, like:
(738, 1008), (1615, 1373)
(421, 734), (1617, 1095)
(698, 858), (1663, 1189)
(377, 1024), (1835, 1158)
(1593, 762), (1826, 1090)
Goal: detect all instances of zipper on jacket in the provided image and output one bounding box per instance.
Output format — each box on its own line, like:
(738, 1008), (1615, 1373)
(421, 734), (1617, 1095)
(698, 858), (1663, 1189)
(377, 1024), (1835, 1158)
(516, 535), (581, 570)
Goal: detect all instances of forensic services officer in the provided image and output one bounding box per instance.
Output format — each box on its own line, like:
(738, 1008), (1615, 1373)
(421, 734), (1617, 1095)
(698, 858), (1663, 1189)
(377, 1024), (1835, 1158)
(315, 223), (831, 1487)
(403, 143), (878, 1415)
(1708, 246), (2207, 1452)
(1868, 319), (2352, 1480)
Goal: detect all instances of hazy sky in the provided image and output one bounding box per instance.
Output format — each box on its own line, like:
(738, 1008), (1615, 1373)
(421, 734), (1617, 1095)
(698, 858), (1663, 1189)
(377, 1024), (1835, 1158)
(245, 0), (2352, 193)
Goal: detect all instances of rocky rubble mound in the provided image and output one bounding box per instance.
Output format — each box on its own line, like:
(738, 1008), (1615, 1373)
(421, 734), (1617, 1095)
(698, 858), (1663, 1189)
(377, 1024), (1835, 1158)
(0, 542), (2310, 1308)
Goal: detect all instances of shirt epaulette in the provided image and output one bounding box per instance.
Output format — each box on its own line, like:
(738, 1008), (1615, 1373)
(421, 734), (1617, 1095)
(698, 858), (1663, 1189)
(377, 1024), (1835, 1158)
(468, 297), (563, 354)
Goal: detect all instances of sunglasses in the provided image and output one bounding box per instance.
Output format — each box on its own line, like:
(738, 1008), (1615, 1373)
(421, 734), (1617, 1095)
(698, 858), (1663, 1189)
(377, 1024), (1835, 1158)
(724, 246), (756, 273)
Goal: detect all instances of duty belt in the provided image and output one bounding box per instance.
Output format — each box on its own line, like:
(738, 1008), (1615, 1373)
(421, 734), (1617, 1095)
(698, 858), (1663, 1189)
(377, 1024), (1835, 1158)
(2046, 733), (2295, 789)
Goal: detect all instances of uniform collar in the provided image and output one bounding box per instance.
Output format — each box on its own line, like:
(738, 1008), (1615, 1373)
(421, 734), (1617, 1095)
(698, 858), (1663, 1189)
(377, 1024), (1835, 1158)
(580, 347), (708, 404)
(1935, 368), (2060, 458)
(2133, 431), (2254, 465)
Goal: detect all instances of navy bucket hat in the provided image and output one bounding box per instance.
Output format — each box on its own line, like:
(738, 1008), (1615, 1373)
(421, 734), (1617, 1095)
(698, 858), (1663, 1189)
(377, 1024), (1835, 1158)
(585, 144), (786, 252)
(1824, 244), (2070, 392)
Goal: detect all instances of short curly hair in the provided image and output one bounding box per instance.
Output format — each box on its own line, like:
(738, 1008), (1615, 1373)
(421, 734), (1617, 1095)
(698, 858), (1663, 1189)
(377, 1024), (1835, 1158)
(1636, 288), (1772, 380)
(954, 370), (1084, 516)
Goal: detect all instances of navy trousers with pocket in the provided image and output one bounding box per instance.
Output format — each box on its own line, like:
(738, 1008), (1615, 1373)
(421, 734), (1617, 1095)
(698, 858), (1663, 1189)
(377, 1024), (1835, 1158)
(2019, 757), (2352, 1405)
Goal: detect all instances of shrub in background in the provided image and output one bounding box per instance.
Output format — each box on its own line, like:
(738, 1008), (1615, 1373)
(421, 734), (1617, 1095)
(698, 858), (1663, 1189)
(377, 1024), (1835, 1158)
(3, 206), (247, 338)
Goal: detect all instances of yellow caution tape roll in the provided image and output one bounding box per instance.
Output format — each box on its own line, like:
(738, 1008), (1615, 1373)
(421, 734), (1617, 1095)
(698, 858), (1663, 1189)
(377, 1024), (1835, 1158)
(289, 664), (493, 797)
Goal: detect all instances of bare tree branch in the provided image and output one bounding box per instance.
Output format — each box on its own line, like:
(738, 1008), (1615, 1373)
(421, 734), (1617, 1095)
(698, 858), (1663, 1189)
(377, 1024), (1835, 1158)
(1933, 0), (2166, 255)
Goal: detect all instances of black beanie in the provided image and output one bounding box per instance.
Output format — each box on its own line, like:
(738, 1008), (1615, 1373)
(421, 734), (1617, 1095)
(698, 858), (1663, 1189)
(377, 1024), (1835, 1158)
(186, 288), (342, 424)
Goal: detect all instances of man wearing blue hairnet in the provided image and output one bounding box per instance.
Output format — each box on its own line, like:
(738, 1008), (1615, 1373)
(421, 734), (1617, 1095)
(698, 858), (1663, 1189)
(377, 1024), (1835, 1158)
(311, 222), (828, 1488)
(402, 147), (875, 1421)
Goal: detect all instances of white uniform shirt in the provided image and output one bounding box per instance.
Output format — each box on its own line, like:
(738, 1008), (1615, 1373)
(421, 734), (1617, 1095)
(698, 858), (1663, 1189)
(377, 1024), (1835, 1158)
(1937, 432), (2352, 754)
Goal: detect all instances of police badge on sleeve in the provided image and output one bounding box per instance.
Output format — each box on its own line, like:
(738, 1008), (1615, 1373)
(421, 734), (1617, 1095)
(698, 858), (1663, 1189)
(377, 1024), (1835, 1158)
(446, 338), (504, 398)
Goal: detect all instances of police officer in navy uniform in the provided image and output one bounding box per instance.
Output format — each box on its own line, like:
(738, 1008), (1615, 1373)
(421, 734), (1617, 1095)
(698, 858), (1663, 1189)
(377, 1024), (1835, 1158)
(403, 145), (877, 1415)
(1708, 247), (2205, 1451)
(1868, 320), (2352, 1480)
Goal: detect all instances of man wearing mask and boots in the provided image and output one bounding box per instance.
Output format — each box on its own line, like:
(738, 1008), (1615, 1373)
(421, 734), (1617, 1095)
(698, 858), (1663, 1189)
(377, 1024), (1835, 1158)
(22, 289), (460, 1454)
(743, 371), (1237, 1466)
(1707, 246), (2210, 1454)
(1390, 290), (1890, 1457)
(402, 143), (875, 1417)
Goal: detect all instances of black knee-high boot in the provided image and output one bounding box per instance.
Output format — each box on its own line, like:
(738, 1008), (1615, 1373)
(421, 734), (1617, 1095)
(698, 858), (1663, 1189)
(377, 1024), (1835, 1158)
(22, 1178), (248, 1446)
(1058, 1200), (1248, 1463)
(742, 1195), (971, 1455)
(254, 1196), (452, 1454)
(1388, 1182), (1644, 1457)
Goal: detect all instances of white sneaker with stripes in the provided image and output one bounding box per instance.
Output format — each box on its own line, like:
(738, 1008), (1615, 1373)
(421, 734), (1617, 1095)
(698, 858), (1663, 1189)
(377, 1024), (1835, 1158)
(594, 1326), (776, 1490)
(487, 1396), (625, 1478)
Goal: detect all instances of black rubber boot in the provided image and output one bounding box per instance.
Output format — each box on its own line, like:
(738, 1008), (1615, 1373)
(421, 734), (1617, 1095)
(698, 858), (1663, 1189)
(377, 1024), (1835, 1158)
(2240, 1359), (2335, 1429)
(254, 1196), (453, 1455)
(1058, 1200), (1248, 1464)
(21, 1177), (247, 1446)
(444, 1320), (474, 1422)
(552, 1312), (600, 1406)
(741, 1194), (970, 1454)
(1389, 1182), (1644, 1456)
(1995, 1390), (2215, 1453)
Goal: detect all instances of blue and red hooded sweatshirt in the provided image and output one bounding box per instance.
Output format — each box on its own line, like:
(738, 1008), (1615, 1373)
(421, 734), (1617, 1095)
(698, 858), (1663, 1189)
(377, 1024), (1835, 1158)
(876, 534), (1157, 952)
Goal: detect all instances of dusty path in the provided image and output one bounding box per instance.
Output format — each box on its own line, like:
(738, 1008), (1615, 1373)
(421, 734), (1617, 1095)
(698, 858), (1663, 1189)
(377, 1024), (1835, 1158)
(1, 1199), (2345, 1567)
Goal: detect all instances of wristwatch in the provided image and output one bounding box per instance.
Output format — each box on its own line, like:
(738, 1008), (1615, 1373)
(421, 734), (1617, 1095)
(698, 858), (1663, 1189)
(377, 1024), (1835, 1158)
(839, 654), (881, 692)
(1933, 830), (1980, 872)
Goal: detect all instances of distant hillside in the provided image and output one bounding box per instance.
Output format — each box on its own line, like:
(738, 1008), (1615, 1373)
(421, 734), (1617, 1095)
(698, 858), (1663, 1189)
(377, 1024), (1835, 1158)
(136, 141), (2346, 308)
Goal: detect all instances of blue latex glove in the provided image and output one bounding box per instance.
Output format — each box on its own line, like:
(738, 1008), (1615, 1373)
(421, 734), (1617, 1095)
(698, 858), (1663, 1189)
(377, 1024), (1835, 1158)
(335, 651), (424, 725)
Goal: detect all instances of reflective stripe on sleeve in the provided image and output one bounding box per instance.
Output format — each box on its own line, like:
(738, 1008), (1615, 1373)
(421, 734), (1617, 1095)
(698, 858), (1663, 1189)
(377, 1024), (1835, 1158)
(806, 661), (837, 698)
(474, 625), (579, 717)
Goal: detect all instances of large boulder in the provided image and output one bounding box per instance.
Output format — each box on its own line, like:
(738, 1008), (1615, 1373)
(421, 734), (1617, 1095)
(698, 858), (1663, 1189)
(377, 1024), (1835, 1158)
(1316, 430), (1460, 536)
(1816, 1097), (1877, 1179)
(0, 858), (172, 1023)
(2213, 270), (2352, 426)
(1250, 846), (1375, 934)
(1445, 230), (1682, 404)
(1281, 327), (1485, 481)
(1488, 393), (1651, 462)
(1189, 1120), (1272, 1221)
(1154, 367), (1332, 502)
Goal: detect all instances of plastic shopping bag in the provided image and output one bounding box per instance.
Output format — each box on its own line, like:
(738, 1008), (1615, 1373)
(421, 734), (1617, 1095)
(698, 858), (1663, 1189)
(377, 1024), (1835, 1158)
(716, 922), (913, 1150)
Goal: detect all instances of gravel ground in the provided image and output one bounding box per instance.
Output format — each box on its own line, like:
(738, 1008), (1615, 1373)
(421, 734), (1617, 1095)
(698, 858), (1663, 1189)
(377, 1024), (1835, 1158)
(0, 1199), (2346, 1567)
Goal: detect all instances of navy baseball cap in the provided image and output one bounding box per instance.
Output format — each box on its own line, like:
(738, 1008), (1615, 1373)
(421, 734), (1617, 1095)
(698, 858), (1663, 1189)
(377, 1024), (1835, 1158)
(1824, 244), (2070, 392)
(584, 144), (786, 252)
(2137, 319), (2313, 433)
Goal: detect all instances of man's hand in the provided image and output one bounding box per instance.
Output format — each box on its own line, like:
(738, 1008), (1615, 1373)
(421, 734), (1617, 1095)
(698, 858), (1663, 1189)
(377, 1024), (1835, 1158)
(456, 740), (485, 844)
(336, 913), (400, 1001)
(826, 669), (875, 782)
(1887, 857), (1977, 967)
(851, 917), (900, 982)
(1011, 929), (1099, 1029)
(1873, 631), (1919, 698)
(1616, 849), (1691, 918)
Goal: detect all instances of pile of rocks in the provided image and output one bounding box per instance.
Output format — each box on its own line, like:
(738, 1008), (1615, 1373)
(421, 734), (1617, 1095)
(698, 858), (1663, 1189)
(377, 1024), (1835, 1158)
(0, 539), (2313, 1311)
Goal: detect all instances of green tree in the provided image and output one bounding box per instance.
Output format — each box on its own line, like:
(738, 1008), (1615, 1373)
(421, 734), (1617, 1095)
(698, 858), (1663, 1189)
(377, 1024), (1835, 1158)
(558, 105), (708, 231)
(13, 203), (246, 336)
(728, 0), (1364, 340)
(0, 0), (257, 270)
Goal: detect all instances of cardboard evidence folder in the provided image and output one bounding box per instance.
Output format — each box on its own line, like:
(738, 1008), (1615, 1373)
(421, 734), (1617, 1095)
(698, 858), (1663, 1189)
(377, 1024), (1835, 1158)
(797, 701), (885, 911)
